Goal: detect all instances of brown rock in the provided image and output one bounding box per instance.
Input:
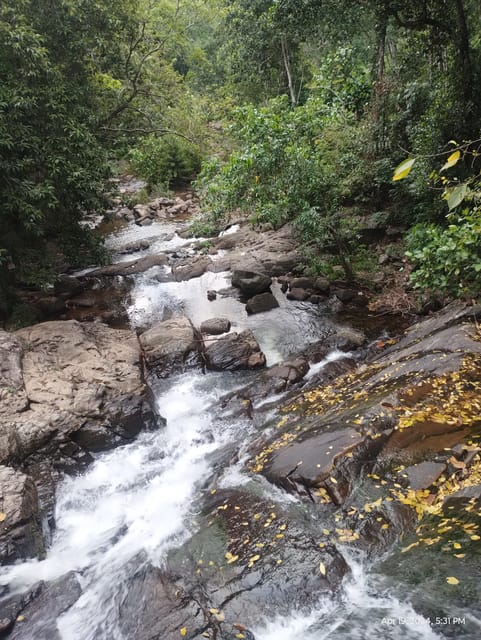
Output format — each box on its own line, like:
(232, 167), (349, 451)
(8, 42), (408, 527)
(200, 317), (231, 335)
(140, 316), (201, 377)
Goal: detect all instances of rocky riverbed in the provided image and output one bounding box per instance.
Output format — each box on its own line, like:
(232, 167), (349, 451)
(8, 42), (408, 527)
(0, 190), (480, 640)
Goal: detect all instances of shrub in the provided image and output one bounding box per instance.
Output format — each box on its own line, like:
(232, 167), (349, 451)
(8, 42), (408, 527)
(129, 135), (201, 191)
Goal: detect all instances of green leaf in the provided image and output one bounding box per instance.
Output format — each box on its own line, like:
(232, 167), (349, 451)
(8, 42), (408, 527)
(447, 183), (468, 210)
(441, 150), (461, 172)
(392, 158), (416, 181)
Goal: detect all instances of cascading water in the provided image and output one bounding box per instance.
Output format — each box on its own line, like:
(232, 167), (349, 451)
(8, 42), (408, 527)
(2, 212), (476, 640)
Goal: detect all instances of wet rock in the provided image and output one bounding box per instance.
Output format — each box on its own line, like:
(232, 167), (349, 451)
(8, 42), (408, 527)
(290, 277), (316, 290)
(172, 256), (212, 281)
(140, 316), (202, 377)
(325, 327), (366, 351)
(167, 489), (349, 630)
(261, 428), (366, 501)
(205, 330), (266, 372)
(117, 239), (152, 254)
(403, 461), (447, 490)
(35, 296), (66, 316)
(443, 484), (481, 509)
(0, 466), (44, 563)
(231, 270), (272, 296)
(200, 318), (231, 335)
(137, 217), (153, 226)
(222, 358), (310, 412)
(88, 254), (168, 277)
(245, 292), (279, 315)
(314, 277), (330, 293)
(331, 287), (356, 303)
(6, 573), (81, 640)
(117, 563), (202, 640)
(207, 290), (217, 301)
(286, 288), (310, 301)
(53, 276), (85, 297)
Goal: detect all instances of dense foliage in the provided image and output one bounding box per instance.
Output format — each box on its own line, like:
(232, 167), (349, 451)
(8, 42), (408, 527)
(2, 0), (481, 316)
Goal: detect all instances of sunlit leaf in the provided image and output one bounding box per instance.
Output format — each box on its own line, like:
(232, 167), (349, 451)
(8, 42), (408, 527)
(446, 576), (460, 585)
(319, 561), (326, 575)
(441, 150), (461, 172)
(392, 158), (416, 181)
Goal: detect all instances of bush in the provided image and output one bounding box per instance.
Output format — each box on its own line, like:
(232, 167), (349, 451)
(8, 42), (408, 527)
(129, 134), (201, 191)
(406, 210), (481, 297)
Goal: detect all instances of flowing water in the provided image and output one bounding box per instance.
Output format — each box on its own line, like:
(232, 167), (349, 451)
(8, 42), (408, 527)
(1, 215), (476, 639)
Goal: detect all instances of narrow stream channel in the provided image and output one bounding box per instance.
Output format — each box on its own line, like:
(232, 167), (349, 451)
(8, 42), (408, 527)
(0, 213), (471, 639)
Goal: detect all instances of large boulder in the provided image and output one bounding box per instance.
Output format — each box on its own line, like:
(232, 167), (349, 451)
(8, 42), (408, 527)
(0, 320), (156, 563)
(231, 270), (272, 296)
(140, 316), (202, 377)
(1, 321), (155, 469)
(245, 292), (279, 315)
(205, 330), (266, 372)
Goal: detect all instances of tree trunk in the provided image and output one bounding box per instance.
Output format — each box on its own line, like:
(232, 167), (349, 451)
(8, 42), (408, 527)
(281, 36), (297, 106)
(372, 4), (389, 152)
(453, 0), (472, 97)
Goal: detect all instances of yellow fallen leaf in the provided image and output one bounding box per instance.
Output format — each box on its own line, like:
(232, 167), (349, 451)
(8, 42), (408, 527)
(453, 542), (462, 549)
(180, 628), (187, 637)
(446, 576), (460, 585)
(0, 512), (6, 523)
(319, 562), (326, 576)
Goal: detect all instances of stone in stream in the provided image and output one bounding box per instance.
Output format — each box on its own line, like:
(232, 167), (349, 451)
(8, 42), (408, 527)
(140, 316), (203, 378)
(245, 292), (279, 315)
(205, 330), (266, 372)
(286, 287), (310, 301)
(231, 270), (272, 296)
(88, 253), (168, 277)
(172, 256), (212, 281)
(200, 317), (231, 335)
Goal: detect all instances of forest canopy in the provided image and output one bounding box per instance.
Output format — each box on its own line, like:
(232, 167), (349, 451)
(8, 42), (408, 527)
(1, 0), (481, 315)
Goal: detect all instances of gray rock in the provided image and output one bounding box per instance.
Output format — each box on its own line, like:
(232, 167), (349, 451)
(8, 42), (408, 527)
(205, 330), (266, 372)
(286, 287), (310, 301)
(290, 277), (316, 290)
(200, 318), (231, 335)
(140, 316), (202, 377)
(0, 321), (155, 470)
(231, 270), (272, 296)
(245, 292), (279, 315)
(0, 466), (44, 563)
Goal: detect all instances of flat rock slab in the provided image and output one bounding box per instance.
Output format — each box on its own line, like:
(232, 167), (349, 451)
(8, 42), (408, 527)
(262, 428), (364, 491)
(403, 461), (447, 490)
(88, 254), (167, 277)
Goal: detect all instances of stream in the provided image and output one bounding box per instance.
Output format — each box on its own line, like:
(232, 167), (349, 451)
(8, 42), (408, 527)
(0, 212), (474, 639)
